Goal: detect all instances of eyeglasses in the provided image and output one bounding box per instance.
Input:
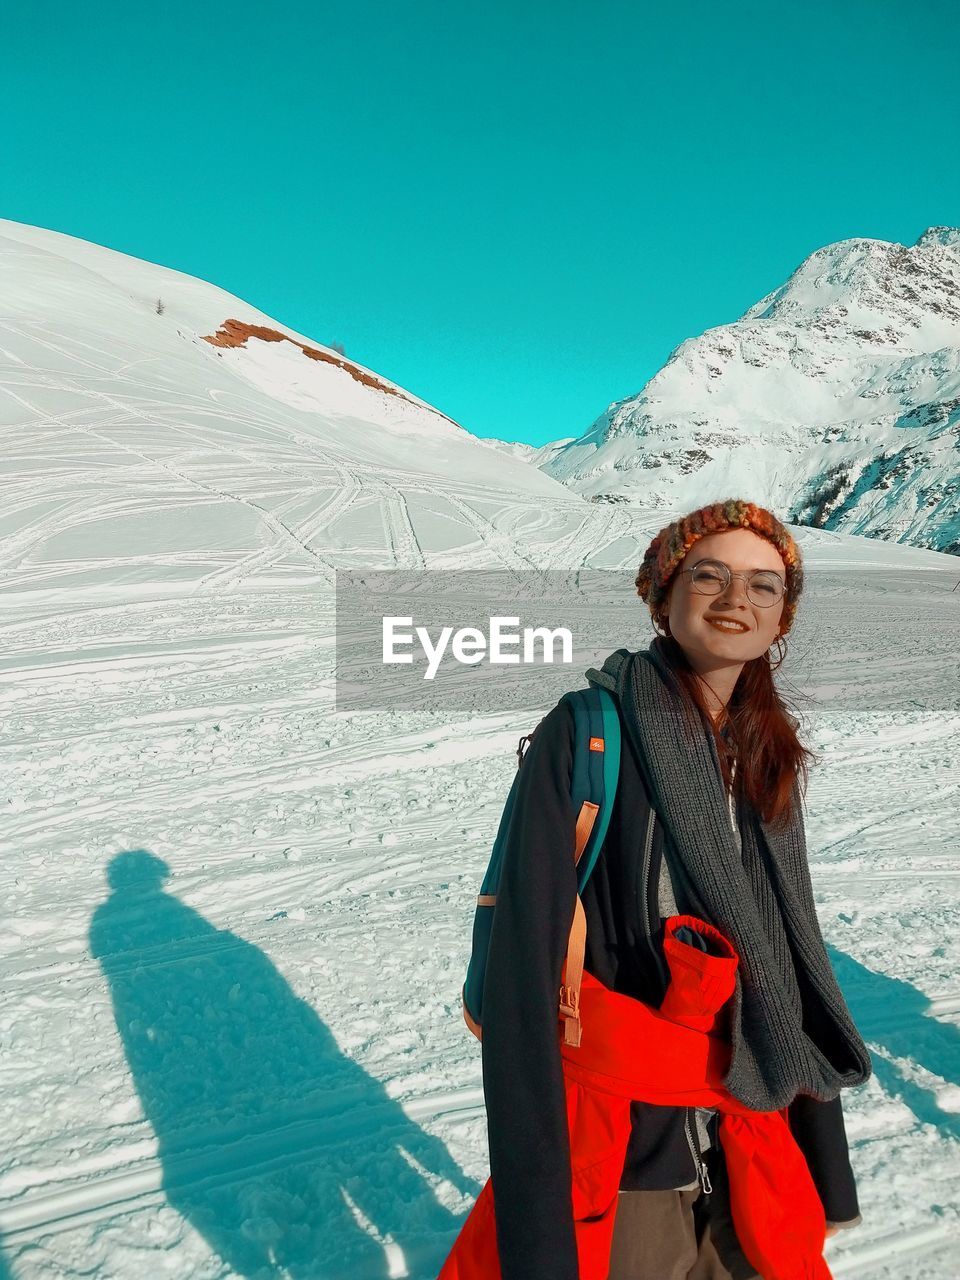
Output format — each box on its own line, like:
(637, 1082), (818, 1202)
(678, 559), (785, 607)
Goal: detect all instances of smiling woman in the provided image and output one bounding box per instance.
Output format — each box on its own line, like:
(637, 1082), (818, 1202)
(638, 499), (808, 828)
(441, 497), (871, 1280)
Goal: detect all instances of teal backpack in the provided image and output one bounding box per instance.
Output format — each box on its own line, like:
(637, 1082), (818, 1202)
(462, 686), (621, 1048)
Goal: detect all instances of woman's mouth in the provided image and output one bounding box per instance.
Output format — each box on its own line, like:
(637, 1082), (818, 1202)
(705, 617), (750, 634)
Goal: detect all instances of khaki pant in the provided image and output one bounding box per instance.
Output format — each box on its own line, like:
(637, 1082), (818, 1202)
(608, 1149), (760, 1280)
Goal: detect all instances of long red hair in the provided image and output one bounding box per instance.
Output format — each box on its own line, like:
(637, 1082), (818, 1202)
(657, 633), (819, 830)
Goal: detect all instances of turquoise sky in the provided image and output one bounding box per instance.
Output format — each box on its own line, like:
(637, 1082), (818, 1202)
(3, 0), (957, 446)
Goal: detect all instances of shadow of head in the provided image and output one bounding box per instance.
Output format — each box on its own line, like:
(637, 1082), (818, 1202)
(106, 849), (171, 894)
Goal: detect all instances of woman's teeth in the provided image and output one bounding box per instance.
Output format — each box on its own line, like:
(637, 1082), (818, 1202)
(707, 618), (749, 633)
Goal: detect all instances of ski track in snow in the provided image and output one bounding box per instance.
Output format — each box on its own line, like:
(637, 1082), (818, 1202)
(1, 234), (960, 1279)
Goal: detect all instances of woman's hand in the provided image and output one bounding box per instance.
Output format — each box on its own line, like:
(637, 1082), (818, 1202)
(824, 1225), (841, 1239)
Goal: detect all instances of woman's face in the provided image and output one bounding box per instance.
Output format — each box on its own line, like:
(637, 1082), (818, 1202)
(661, 529), (788, 671)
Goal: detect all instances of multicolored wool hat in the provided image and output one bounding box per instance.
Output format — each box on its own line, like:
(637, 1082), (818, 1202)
(635, 499), (804, 635)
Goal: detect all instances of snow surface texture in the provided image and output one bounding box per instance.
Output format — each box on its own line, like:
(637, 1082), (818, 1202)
(542, 227), (960, 556)
(1, 220), (959, 1279)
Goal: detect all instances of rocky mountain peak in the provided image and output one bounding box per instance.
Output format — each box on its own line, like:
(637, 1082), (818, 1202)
(540, 229), (960, 556)
(915, 226), (960, 250)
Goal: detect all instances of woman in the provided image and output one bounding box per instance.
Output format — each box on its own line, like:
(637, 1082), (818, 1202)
(441, 499), (872, 1280)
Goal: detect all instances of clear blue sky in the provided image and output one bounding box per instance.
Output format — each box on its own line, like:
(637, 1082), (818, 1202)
(2, 0), (957, 446)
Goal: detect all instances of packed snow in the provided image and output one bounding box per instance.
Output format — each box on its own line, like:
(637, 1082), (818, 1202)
(1, 221), (959, 1279)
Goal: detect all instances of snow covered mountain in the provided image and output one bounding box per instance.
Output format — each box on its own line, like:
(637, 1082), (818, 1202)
(542, 227), (960, 555)
(0, 218), (591, 602)
(476, 433), (576, 469)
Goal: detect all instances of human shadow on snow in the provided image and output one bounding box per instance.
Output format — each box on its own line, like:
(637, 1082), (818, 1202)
(828, 943), (960, 1139)
(90, 850), (480, 1279)
(0, 1231), (13, 1280)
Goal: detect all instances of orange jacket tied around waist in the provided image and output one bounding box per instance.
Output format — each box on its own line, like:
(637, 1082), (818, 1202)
(439, 914), (833, 1280)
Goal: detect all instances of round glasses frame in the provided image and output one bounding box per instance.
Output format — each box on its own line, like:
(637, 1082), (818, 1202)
(678, 559), (786, 607)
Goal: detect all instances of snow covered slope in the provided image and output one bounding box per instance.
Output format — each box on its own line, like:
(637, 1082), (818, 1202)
(1, 223), (959, 1280)
(0, 218), (586, 603)
(543, 228), (960, 555)
(475, 433), (576, 469)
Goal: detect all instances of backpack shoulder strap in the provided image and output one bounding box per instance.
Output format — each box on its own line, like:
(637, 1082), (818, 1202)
(556, 686), (621, 1046)
(559, 686), (621, 891)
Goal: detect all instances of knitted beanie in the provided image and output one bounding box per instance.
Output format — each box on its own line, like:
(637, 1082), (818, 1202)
(635, 499), (804, 635)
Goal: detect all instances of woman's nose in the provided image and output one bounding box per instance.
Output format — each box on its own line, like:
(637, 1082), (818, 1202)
(715, 575), (750, 607)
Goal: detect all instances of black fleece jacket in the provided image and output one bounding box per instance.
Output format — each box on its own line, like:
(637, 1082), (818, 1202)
(480, 698), (861, 1280)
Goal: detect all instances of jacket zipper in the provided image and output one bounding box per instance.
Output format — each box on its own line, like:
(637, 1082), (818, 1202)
(641, 804), (710, 1197)
(685, 1109), (712, 1196)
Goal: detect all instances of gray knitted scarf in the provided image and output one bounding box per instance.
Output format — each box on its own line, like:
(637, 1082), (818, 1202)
(585, 640), (872, 1112)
